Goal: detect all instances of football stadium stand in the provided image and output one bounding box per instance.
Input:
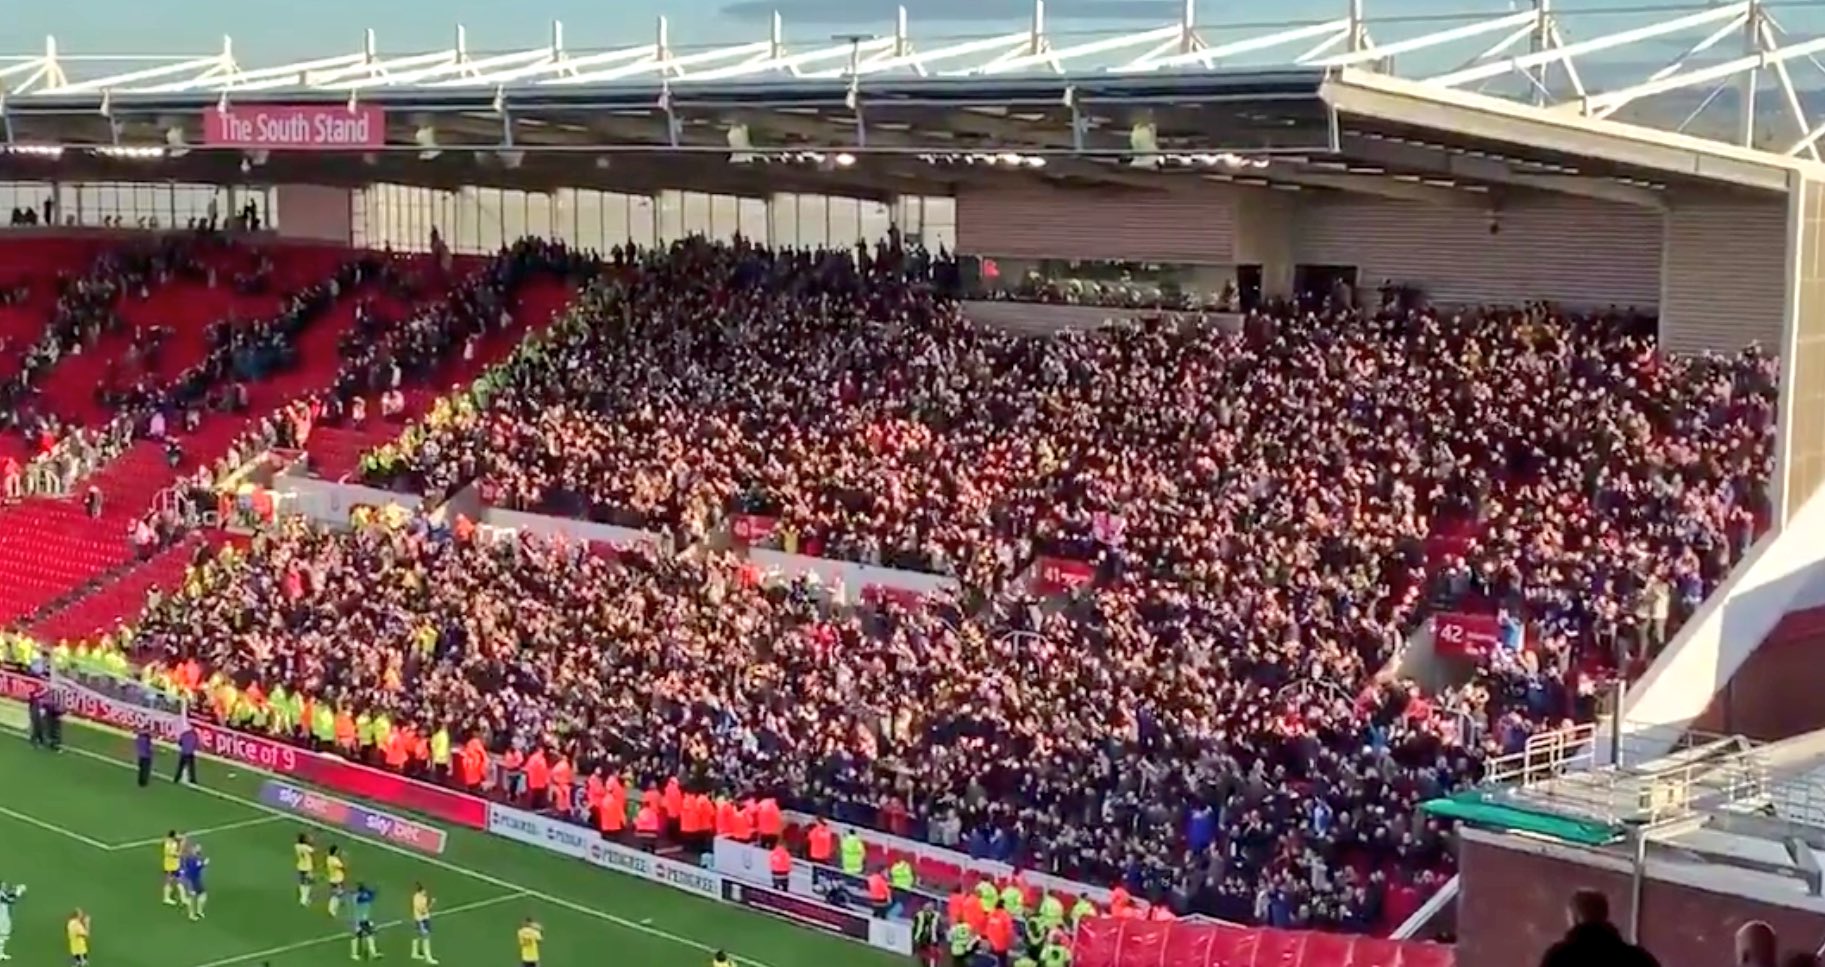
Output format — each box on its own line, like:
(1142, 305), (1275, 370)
(3, 2), (1825, 965)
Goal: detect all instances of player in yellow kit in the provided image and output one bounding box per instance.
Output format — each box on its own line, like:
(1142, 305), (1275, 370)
(67, 909), (90, 967)
(295, 834), (317, 907)
(409, 884), (438, 964)
(516, 918), (542, 967)
(161, 832), (183, 906)
(325, 845), (347, 917)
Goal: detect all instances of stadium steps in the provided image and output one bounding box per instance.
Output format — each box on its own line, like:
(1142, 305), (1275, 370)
(31, 248), (272, 427)
(0, 253), (378, 625)
(0, 236), (112, 382)
(303, 275), (577, 481)
(24, 532), (208, 643)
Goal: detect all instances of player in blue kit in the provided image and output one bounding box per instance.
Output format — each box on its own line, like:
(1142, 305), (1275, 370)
(179, 846), (208, 921)
(348, 883), (379, 961)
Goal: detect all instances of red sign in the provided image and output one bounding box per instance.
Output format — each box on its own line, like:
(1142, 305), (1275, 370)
(1433, 612), (1501, 659)
(1033, 556), (1097, 595)
(203, 105), (386, 150)
(730, 514), (779, 545)
(0, 670), (486, 828)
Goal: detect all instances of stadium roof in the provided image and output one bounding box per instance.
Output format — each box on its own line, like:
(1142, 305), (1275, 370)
(2, 0), (1823, 203)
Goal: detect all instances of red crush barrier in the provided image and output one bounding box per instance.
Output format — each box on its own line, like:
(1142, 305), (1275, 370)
(1072, 918), (1454, 967)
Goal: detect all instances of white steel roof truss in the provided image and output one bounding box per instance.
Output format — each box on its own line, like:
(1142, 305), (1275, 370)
(1314, 10), (1532, 69)
(958, 25), (1178, 77)
(440, 44), (657, 88)
(806, 34), (1028, 80)
(1428, 2), (1749, 89)
(1581, 35), (1825, 120)
(1127, 19), (1348, 72)
(308, 49), (464, 89)
(693, 39), (891, 83)
(127, 52), (368, 94)
(553, 40), (772, 85)
(336, 47), (556, 90)
(1760, 20), (1822, 161)
(0, 0), (1820, 164)
(43, 47), (234, 95)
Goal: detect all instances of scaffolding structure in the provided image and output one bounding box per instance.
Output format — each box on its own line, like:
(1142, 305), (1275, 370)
(1, 0), (1822, 157)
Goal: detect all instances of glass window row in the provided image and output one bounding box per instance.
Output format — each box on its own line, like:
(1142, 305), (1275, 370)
(0, 180), (957, 253)
(354, 184), (955, 254)
(0, 182), (272, 230)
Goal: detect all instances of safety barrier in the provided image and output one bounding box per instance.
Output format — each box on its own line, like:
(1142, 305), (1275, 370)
(1071, 916), (1454, 967)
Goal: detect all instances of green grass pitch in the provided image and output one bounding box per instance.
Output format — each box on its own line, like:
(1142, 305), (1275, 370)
(0, 710), (905, 967)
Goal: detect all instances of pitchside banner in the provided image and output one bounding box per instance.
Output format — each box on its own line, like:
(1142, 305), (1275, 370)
(262, 780), (448, 855)
(712, 837), (943, 921)
(0, 670), (487, 829)
(720, 879), (914, 955)
(203, 104), (386, 150)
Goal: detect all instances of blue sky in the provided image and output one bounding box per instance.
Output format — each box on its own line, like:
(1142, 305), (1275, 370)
(15, 0), (1825, 78)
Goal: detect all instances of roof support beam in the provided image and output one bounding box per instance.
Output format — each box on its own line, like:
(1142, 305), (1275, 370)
(800, 33), (1026, 80)
(1427, 2), (1748, 89)
(686, 38), (891, 83)
(1789, 118), (1825, 159)
(1759, 18), (1819, 163)
(552, 40), (772, 85)
(1315, 10), (1533, 69)
(1265, 169), (1485, 206)
(1575, 34), (1825, 121)
(955, 25), (1177, 76)
(1503, 173), (1666, 210)
(41, 39), (234, 95)
(336, 47), (553, 91)
(1338, 132), (1668, 209)
(1124, 19), (1347, 71)
(439, 44), (655, 88)
(129, 51), (366, 94)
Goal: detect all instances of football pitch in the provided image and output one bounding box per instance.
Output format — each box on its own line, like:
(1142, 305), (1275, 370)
(0, 710), (904, 967)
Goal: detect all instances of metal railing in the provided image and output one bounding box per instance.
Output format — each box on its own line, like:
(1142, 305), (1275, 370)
(1479, 722), (1773, 830)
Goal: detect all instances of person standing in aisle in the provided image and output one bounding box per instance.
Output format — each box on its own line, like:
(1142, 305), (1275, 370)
(173, 727), (198, 785)
(135, 728), (155, 787)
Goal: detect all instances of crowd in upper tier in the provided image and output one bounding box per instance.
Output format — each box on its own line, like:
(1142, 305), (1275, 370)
(109, 235), (1774, 934)
(370, 237), (1774, 637)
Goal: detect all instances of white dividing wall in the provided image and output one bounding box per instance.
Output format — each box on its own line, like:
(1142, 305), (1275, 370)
(1292, 196), (1664, 308)
(1660, 199), (1790, 354)
(955, 183), (1238, 263)
(1619, 482), (1825, 762)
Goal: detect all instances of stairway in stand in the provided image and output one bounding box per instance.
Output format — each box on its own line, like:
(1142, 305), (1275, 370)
(304, 275), (578, 482)
(26, 532), (209, 644)
(0, 444), (173, 626)
(0, 247), (381, 628)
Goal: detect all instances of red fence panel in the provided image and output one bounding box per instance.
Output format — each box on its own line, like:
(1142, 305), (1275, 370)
(1076, 917), (1127, 967)
(1071, 918), (1454, 967)
(1163, 921), (1218, 967)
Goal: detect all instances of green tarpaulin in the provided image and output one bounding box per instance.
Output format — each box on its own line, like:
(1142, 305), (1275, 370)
(1423, 791), (1623, 847)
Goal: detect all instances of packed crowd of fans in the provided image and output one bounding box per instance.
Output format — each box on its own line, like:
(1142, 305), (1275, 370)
(98, 236), (1780, 933)
(127, 238), (586, 551)
(130, 513), (1449, 931)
